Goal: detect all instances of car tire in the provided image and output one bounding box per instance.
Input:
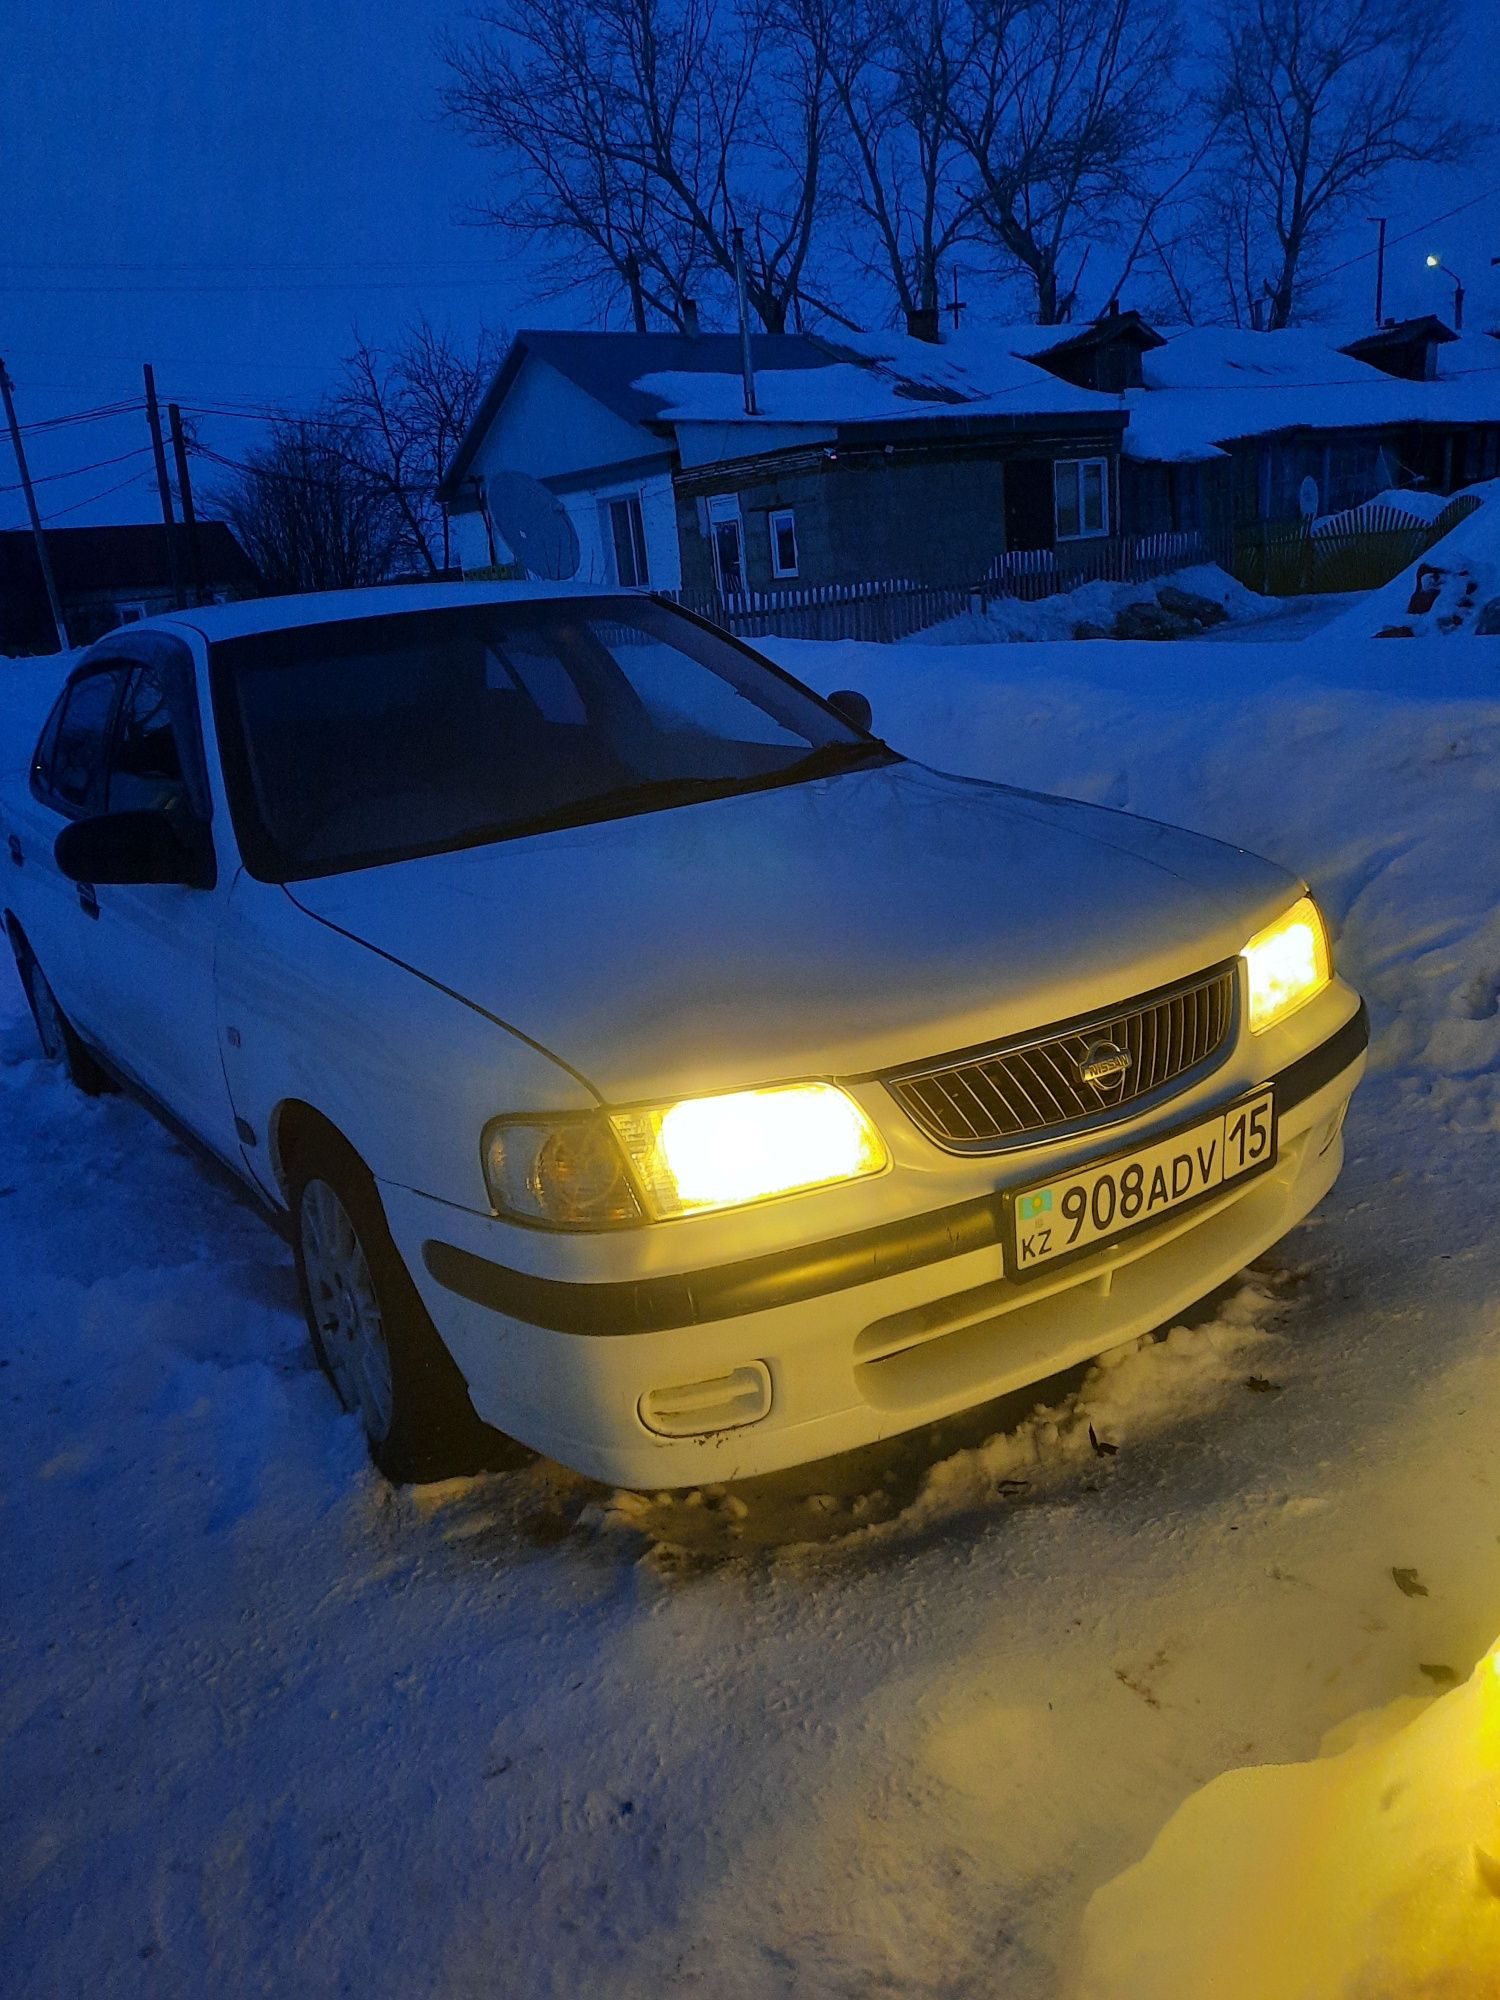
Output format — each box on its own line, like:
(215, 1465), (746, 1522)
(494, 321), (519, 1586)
(287, 1130), (512, 1484)
(11, 935), (112, 1096)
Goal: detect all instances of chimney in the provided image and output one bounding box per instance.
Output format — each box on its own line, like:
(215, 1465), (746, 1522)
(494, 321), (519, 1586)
(905, 306), (941, 344)
(682, 298), (700, 338)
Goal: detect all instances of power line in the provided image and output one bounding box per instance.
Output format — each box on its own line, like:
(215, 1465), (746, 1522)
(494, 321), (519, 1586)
(0, 445), (155, 494)
(1319, 185), (1500, 282)
(190, 441), (435, 497)
(40, 466), (156, 523)
(20, 399), (143, 434)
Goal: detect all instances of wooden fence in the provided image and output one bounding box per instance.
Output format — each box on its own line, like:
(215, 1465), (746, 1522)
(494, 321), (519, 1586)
(1227, 494), (1481, 597)
(664, 491), (1483, 644)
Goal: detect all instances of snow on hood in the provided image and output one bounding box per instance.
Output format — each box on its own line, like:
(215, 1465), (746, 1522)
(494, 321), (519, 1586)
(287, 761), (1295, 1104)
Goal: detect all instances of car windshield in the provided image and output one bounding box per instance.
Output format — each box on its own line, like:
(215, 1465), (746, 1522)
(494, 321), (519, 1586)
(212, 596), (893, 880)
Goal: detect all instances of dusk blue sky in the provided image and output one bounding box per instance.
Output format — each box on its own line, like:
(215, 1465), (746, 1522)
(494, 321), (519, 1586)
(4, 0), (1498, 533)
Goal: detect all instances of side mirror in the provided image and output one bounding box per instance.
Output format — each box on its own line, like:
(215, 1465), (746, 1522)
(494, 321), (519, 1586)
(55, 810), (213, 890)
(828, 687), (873, 733)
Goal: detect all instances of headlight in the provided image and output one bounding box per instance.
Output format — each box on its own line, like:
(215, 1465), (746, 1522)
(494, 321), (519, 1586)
(482, 1082), (888, 1228)
(1243, 894), (1332, 1033)
(482, 1115), (643, 1228)
(611, 1081), (889, 1220)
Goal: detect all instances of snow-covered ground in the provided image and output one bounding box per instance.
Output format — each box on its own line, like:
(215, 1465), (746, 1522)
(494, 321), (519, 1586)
(4, 618), (1500, 1997)
(919, 564), (1363, 648)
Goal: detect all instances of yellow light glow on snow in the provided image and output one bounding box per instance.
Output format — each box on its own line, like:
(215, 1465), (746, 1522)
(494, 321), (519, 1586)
(612, 1082), (888, 1219)
(1243, 896), (1332, 1033)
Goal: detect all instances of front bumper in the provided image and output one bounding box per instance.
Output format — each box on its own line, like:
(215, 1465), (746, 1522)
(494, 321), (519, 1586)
(386, 996), (1368, 1488)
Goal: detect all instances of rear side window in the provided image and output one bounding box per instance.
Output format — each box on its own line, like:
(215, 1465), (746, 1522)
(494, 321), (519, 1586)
(41, 669), (123, 813)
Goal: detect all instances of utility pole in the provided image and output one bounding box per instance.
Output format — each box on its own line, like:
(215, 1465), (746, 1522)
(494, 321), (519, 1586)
(949, 266), (967, 330)
(167, 403), (203, 606)
(732, 228), (759, 417)
(142, 364), (185, 609)
(436, 418), (451, 574)
(1370, 216), (1387, 327)
(0, 357), (70, 651)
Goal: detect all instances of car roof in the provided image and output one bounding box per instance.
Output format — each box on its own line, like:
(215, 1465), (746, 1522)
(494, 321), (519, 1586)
(123, 580), (641, 648)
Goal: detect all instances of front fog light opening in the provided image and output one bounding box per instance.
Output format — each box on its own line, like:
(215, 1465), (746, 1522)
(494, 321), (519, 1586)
(639, 1362), (773, 1438)
(611, 1080), (889, 1220)
(1243, 894), (1332, 1034)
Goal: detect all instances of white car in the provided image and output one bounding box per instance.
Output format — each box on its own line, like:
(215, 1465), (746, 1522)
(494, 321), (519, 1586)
(3, 584), (1367, 1487)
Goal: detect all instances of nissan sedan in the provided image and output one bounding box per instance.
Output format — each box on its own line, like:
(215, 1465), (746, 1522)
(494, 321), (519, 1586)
(2, 585), (1367, 1486)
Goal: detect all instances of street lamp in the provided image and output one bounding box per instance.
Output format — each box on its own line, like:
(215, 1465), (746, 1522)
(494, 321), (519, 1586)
(1425, 253), (1465, 331)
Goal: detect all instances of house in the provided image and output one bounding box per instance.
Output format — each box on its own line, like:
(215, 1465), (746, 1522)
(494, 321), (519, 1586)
(436, 328), (1128, 597)
(0, 522), (260, 655)
(437, 317), (1500, 596)
(1114, 318), (1500, 540)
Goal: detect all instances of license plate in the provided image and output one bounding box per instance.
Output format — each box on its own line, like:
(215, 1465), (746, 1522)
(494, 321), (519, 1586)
(1008, 1088), (1276, 1278)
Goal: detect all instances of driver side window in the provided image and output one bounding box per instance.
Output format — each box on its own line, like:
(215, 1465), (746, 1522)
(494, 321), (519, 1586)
(36, 667), (125, 815)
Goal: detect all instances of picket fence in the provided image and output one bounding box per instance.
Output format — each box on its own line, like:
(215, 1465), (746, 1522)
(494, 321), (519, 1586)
(664, 493), (1481, 644)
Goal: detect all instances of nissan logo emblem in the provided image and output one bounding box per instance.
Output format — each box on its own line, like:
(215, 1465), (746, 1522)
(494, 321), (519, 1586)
(1077, 1041), (1132, 1089)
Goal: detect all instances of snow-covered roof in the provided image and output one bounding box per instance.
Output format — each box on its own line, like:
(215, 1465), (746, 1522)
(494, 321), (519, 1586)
(1122, 325), (1500, 464)
(443, 319), (1500, 491)
(635, 324), (1118, 427)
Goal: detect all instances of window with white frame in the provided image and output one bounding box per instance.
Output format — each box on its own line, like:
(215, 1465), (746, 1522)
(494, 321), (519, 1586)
(1053, 458), (1109, 539)
(768, 507), (799, 578)
(606, 494), (650, 587)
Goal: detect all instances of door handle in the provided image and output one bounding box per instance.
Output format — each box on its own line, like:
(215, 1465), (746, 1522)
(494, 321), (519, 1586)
(6, 834), (20, 868)
(77, 882), (99, 920)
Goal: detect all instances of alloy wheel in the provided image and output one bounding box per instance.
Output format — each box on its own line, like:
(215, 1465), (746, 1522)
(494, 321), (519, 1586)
(299, 1177), (395, 1443)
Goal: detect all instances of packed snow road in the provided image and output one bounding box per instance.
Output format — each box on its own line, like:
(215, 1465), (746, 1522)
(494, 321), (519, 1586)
(3, 629), (1499, 1998)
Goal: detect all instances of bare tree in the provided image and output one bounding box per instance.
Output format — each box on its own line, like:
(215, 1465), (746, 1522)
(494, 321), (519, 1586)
(211, 419), (402, 593)
(443, 0), (830, 332)
(1207, 0), (1478, 329)
(335, 320), (504, 574)
(946, 0), (1187, 325)
(769, 0), (973, 320)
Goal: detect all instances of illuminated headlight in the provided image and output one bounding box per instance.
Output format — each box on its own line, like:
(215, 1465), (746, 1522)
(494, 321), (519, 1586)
(482, 1083), (888, 1228)
(612, 1082), (888, 1220)
(1243, 894), (1332, 1033)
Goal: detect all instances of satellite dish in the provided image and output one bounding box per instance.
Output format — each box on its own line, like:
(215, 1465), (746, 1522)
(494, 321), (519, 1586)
(484, 470), (581, 581)
(1298, 476), (1320, 520)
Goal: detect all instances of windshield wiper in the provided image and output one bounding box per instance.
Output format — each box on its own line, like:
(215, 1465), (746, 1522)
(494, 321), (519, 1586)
(491, 741), (900, 842)
(776, 738), (899, 781)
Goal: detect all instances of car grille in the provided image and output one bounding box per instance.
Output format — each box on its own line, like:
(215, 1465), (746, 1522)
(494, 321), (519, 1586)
(884, 964), (1238, 1151)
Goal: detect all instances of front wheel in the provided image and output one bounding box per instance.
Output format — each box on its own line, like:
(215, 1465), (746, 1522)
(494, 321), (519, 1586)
(12, 938), (111, 1095)
(288, 1137), (511, 1483)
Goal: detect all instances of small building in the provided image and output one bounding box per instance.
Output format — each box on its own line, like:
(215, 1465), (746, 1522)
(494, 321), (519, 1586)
(0, 522), (260, 655)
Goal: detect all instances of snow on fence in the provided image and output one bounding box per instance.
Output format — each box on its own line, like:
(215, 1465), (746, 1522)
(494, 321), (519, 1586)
(664, 494), (1483, 644)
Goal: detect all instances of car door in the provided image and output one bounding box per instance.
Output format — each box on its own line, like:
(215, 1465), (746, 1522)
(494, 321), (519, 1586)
(5, 661), (128, 1021)
(86, 640), (242, 1166)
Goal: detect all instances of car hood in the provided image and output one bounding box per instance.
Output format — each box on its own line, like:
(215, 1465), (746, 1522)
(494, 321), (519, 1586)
(287, 762), (1300, 1103)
